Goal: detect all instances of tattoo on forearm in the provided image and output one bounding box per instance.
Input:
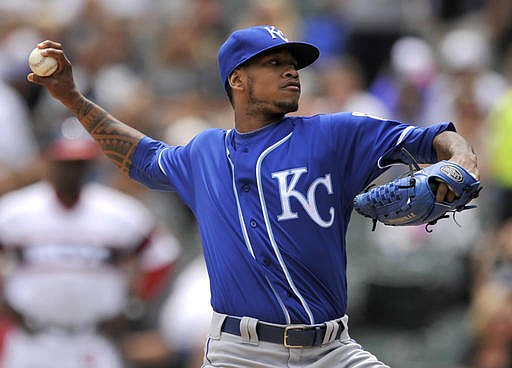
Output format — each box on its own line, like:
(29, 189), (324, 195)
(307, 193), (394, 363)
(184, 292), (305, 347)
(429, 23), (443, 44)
(72, 98), (144, 174)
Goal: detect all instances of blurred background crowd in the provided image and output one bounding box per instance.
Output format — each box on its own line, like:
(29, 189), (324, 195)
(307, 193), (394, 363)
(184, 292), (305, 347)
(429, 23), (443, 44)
(1, 0), (512, 367)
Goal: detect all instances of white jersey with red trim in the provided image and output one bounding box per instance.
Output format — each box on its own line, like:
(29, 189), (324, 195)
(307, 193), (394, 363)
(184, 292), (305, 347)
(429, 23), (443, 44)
(0, 181), (180, 329)
(2, 328), (123, 368)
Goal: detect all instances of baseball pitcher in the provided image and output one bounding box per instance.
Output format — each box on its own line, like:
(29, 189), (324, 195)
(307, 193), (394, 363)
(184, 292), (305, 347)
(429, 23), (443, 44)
(27, 25), (479, 367)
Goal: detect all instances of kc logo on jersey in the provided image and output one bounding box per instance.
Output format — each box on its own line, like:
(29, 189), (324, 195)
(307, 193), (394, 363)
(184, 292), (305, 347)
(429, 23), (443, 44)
(272, 167), (334, 228)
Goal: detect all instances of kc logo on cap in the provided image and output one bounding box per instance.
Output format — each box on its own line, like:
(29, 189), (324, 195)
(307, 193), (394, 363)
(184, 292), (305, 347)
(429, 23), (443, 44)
(264, 26), (289, 42)
(217, 25), (320, 90)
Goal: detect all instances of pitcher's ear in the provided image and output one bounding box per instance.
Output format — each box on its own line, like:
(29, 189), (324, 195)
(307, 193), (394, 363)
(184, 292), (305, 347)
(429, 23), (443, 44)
(228, 69), (244, 91)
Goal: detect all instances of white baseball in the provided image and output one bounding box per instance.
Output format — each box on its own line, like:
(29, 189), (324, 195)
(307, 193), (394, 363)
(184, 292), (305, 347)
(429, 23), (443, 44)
(28, 47), (58, 77)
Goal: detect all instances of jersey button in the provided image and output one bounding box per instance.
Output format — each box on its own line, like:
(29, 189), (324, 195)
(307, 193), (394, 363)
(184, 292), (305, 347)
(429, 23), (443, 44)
(242, 147), (249, 153)
(242, 184), (250, 192)
(250, 219), (257, 228)
(263, 258), (271, 266)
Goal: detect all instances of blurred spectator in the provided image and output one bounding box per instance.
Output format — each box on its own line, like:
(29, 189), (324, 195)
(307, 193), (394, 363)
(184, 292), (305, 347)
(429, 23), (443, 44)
(0, 0), (85, 33)
(159, 256), (211, 368)
(432, 0), (485, 22)
(370, 36), (437, 124)
(0, 26), (47, 109)
(426, 28), (507, 125)
(451, 81), (487, 164)
(300, 56), (390, 118)
(0, 78), (41, 195)
(299, 0), (350, 65)
(457, 281), (512, 368)
(235, 0), (301, 38)
(361, 200), (481, 328)
(29, 8), (148, 146)
(0, 128), (181, 367)
(146, 0), (228, 100)
(484, 0), (512, 69)
(485, 75), (512, 226)
(340, 0), (433, 87)
(472, 219), (512, 295)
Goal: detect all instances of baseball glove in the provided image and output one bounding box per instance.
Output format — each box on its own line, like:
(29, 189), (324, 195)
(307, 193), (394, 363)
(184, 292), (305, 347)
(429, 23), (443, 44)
(353, 160), (481, 231)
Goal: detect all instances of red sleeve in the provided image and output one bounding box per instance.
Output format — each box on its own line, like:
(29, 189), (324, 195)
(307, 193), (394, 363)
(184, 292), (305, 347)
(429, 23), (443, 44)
(134, 262), (177, 301)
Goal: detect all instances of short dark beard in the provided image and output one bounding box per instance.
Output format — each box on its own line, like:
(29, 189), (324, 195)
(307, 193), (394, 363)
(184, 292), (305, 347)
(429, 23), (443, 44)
(247, 76), (298, 116)
(274, 99), (298, 113)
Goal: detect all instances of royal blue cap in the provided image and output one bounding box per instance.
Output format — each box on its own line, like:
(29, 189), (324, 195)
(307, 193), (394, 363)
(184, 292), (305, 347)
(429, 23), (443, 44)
(218, 25), (320, 89)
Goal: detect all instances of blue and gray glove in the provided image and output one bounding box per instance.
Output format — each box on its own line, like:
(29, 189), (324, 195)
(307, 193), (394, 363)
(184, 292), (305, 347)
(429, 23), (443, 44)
(353, 161), (481, 231)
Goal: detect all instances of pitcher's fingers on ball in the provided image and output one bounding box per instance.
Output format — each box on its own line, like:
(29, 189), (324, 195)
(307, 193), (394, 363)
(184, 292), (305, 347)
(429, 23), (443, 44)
(27, 73), (38, 84)
(37, 48), (67, 70)
(27, 72), (50, 84)
(37, 40), (62, 50)
(38, 47), (64, 57)
(28, 47), (58, 77)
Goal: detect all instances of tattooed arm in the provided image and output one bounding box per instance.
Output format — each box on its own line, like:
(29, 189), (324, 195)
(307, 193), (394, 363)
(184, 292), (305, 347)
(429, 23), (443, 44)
(69, 98), (145, 174)
(27, 40), (145, 174)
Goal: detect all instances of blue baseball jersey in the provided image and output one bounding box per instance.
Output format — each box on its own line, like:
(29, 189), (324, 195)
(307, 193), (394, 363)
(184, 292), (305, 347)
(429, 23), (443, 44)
(130, 112), (454, 325)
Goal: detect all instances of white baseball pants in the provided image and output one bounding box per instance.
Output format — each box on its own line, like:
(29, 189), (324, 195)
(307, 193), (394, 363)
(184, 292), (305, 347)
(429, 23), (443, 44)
(202, 311), (390, 368)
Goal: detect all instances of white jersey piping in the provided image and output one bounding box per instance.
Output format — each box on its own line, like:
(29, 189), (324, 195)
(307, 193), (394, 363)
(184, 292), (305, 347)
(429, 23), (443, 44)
(255, 132), (315, 324)
(225, 131), (255, 258)
(224, 131), (291, 323)
(377, 125), (415, 169)
(157, 148), (170, 176)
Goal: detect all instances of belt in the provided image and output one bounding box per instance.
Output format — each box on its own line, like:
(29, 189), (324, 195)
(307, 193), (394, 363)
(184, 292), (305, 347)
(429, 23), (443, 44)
(221, 316), (345, 348)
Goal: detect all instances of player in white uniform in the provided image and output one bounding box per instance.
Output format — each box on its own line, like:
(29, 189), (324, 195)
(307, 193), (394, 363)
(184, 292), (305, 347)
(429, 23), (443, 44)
(0, 136), (181, 368)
